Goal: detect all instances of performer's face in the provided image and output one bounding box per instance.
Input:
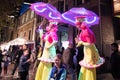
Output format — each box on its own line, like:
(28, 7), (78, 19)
(51, 27), (58, 32)
(46, 26), (50, 31)
(80, 22), (87, 30)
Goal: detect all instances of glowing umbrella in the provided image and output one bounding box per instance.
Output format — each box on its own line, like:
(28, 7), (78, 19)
(30, 2), (61, 21)
(61, 7), (99, 26)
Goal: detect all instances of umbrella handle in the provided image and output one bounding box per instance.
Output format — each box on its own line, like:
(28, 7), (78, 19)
(24, 2), (31, 5)
(76, 29), (81, 37)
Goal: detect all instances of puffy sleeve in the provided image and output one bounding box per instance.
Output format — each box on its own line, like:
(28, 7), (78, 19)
(46, 32), (58, 49)
(51, 32), (58, 41)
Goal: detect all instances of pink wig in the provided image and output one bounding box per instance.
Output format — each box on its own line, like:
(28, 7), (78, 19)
(79, 22), (96, 43)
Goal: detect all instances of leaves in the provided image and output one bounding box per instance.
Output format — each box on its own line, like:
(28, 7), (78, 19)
(0, 0), (23, 29)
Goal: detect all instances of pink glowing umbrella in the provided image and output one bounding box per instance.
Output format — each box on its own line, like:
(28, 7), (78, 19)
(61, 7), (99, 26)
(30, 2), (61, 21)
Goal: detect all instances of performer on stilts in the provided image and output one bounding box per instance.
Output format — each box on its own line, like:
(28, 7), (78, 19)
(75, 16), (105, 80)
(35, 20), (58, 80)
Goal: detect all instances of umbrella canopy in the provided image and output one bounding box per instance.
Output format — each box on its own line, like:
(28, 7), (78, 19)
(61, 7), (99, 26)
(30, 2), (61, 21)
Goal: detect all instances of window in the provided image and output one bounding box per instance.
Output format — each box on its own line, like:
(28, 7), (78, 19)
(85, 0), (91, 2)
(113, 17), (120, 40)
(24, 32), (26, 37)
(58, 1), (64, 13)
(10, 31), (13, 40)
(76, 0), (83, 5)
(37, 16), (43, 23)
(113, 0), (120, 13)
(26, 11), (29, 22)
(22, 14), (26, 24)
(31, 11), (34, 19)
(28, 30), (31, 40)
(17, 34), (19, 38)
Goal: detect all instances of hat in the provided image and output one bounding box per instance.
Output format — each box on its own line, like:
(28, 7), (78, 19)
(48, 20), (58, 29)
(49, 20), (58, 25)
(75, 16), (86, 22)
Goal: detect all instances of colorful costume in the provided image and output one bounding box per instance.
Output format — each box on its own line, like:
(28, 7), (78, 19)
(35, 20), (58, 80)
(75, 17), (105, 80)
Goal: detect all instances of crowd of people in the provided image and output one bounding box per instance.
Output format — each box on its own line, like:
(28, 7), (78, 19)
(0, 38), (120, 80)
(0, 18), (120, 80)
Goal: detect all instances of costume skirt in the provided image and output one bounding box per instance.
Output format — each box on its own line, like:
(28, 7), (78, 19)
(35, 62), (52, 80)
(78, 67), (96, 80)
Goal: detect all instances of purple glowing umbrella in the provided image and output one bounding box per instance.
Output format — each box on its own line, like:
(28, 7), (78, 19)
(30, 2), (61, 21)
(61, 7), (99, 26)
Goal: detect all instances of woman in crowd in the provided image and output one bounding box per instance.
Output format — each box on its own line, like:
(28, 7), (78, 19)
(18, 49), (30, 80)
(49, 54), (66, 80)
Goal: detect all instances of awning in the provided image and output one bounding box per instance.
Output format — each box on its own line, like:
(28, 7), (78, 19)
(8, 37), (34, 45)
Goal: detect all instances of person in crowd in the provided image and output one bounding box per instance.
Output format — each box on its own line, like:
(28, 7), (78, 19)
(75, 16), (105, 80)
(3, 54), (9, 75)
(110, 43), (120, 80)
(18, 49), (31, 80)
(2, 49), (9, 75)
(62, 42), (76, 80)
(11, 45), (23, 75)
(61, 47), (65, 55)
(76, 45), (84, 79)
(49, 54), (66, 80)
(35, 20), (58, 80)
(11, 45), (19, 63)
(0, 48), (3, 76)
(27, 49), (37, 63)
(22, 44), (28, 51)
(56, 45), (61, 54)
(32, 45), (43, 73)
(31, 45), (43, 79)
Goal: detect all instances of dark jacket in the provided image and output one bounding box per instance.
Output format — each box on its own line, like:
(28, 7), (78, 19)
(18, 55), (30, 72)
(49, 66), (66, 80)
(15, 49), (23, 63)
(110, 50), (120, 78)
(63, 47), (76, 69)
(0, 50), (3, 62)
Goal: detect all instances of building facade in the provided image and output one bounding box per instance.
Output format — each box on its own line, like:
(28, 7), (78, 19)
(1, 0), (120, 58)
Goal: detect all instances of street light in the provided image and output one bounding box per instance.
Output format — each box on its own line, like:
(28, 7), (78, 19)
(8, 15), (15, 18)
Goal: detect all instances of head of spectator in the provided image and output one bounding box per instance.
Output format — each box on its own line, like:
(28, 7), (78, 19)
(111, 42), (119, 52)
(32, 49), (37, 54)
(68, 41), (73, 49)
(22, 44), (28, 50)
(54, 54), (63, 68)
(23, 49), (29, 56)
(19, 45), (23, 50)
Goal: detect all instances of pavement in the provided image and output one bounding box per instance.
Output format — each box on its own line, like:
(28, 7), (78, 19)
(0, 63), (114, 80)
(0, 63), (35, 80)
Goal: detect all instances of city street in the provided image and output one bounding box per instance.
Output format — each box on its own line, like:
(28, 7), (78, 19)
(0, 0), (120, 80)
(0, 63), (114, 80)
(0, 63), (35, 80)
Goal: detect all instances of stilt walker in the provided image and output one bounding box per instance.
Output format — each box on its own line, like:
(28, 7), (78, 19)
(75, 16), (105, 80)
(35, 20), (58, 80)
